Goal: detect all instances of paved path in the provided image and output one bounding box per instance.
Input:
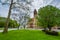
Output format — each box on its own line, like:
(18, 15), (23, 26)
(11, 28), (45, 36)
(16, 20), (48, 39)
(0, 28), (43, 32)
(0, 28), (60, 32)
(0, 28), (17, 32)
(0, 30), (3, 32)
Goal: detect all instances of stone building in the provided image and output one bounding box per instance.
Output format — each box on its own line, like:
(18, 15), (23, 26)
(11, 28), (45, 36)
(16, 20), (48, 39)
(28, 9), (37, 28)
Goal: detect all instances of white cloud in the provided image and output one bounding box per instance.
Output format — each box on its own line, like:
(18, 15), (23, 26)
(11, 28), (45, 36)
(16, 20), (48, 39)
(0, 3), (9, 17)
(32, 0), (43, 10)
(0, 0), (60, 18)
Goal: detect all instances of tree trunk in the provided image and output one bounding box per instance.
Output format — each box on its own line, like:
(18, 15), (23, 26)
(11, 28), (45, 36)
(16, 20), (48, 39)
(18, 26), (19, 30)
(24, 25), (25, 29)
(48, 24), (51, 31)
(48, 27), (51, 31)
(44, 27), (47, 31)
(3, 0), (13, 33)
(18, 25), (20, 30)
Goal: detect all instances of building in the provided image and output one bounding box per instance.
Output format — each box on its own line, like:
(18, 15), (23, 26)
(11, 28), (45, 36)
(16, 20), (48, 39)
(28, 9), (37, 28)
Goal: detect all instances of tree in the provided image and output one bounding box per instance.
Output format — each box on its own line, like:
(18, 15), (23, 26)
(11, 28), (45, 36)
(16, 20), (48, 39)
(1, 0), (33, 32)
(11, 0), (33, 29)
(37, 5), (60, 31)
(0, 17), (19, 28)
(2, 0), (13, 33)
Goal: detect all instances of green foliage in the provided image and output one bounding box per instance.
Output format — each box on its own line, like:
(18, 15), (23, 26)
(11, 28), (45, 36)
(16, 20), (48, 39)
(0, 17), (6, 27)
(8, 20), (20, 28)
(37, 5), (60, 28)
(0, 17), (19, 28)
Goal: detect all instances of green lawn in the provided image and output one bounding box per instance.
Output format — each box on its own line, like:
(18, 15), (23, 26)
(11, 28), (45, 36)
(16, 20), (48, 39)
(0, 30), (60, 40)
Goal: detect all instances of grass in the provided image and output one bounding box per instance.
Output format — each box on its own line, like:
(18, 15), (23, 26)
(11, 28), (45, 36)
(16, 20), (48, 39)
(0, 30), (60, 40)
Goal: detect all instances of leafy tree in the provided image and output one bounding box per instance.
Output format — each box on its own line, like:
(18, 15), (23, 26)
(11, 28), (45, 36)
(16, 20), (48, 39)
(0, 17), (19, 28)
(37, 5), (60, 31)
(8, 20), (19, 28)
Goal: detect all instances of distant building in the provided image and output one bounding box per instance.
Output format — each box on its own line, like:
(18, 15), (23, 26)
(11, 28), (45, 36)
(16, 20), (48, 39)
(27, 9), (37, 28)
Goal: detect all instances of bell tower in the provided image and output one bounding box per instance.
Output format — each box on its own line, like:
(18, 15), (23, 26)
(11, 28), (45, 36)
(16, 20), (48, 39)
(28, 9), (37, 28)
(34, 9), (37, 17)
(33, 9), (37, 28)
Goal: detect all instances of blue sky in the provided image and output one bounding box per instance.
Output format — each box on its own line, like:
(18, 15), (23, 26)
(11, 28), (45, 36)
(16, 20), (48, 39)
(0, 0), (60, 18)
(0, 3), (9, 17)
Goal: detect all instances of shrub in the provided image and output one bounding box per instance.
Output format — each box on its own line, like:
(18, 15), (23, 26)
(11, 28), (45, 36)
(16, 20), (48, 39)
(45, 31), (59, 36)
